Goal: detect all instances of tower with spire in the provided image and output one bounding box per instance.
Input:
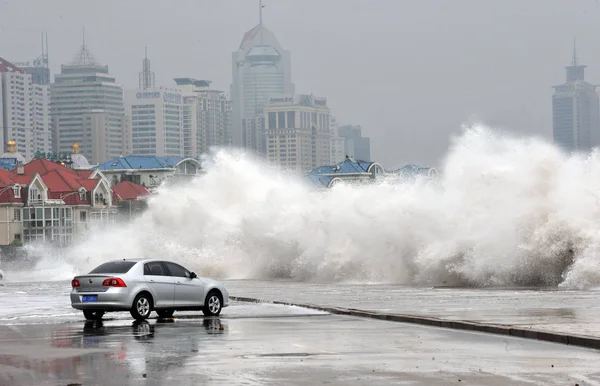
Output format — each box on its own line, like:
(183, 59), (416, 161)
(139, 47), (155, 89)
(230, 0), (294, 149)
(552, 39), (600, 152)
(50, 29), (126, 164)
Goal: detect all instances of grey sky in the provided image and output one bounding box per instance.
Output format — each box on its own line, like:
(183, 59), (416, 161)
(1, 0), (599, 168)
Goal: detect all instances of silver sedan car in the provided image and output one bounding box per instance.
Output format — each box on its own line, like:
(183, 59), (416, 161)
(70, 259), (229, 321)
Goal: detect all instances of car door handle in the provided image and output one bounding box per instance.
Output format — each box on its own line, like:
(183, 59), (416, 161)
(149, 279), (155, 282)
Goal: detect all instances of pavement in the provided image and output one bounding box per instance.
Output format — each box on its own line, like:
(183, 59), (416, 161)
(222, 280), (600, 338)
(1, 306), (600, 386)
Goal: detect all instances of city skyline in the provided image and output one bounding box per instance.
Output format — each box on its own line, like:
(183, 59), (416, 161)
(1, 0), (600, 168)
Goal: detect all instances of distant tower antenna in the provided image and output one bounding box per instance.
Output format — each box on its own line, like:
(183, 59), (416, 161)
(71, 27), (96, 66)
(572, 37), (578, 66)
(259, 0), (265, 44)
(139, 46), (155, 89)
(259, 0), (264, 26)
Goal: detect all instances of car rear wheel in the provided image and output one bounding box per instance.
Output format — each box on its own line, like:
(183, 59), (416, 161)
(202, 290), (222, 316)
(83, 310), (104, 321)
(156, 310), (174, 318)
(130, 293), (152, 320)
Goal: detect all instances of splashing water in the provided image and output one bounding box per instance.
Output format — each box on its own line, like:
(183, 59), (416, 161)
(9, 124), (600, 288)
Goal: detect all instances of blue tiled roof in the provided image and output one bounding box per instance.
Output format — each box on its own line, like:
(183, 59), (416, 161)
(95, 156), (186, 171)
(0, 158), (17, 171)
(308, 158), (377, 188)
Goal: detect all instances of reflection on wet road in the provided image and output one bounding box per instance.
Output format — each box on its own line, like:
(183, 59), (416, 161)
(2, 306), (600, 385)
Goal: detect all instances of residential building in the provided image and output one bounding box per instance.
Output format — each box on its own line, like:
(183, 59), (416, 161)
(338, 125), (371, 162)
(264, 94), (331, 174)
(125, 88), (184, 157)
(0, 57), (51, 160)
(94, 156), (201, 189)
(175, 79), (232, 157)
(552, 45), (600, 152)
(0, 141), (151, 245)
(112, 180), (150, 222)
(0, 157), (114, 246)
(50, 43), (126, 164)
(231, 9), (294, 148)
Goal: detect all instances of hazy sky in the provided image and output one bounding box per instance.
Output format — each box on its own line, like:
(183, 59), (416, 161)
(1, 0), (599, 168)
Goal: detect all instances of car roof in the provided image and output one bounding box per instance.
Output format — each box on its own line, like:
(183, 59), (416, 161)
(103, 258), (162, 264)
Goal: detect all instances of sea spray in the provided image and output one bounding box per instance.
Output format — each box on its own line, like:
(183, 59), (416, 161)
(10, 124), (600, 289)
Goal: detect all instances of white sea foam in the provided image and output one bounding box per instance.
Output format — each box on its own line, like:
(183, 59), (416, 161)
(7, 124), (600, 288)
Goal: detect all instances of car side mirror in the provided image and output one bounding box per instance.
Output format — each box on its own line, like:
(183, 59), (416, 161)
(190, 272), (197, 279)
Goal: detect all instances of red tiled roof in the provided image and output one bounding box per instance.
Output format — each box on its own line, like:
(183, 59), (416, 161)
(12, 174), (34, 185)
(0, 169), (17, 187)
(0, 57), (24, 74)
(112, 181), (150, 200)
(41, 170), (72, 192)
(0, 170), (21, 204)
(22, 158), (78, 177)
(76, 170), (94, 178)
(79, 179), (99, 191)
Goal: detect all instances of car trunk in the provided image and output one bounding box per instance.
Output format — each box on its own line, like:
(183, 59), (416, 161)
(74, 274), (113, 293)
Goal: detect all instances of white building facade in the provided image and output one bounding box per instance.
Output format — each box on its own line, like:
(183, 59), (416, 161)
(125, 88), (184, 157)
(264, 95), (333, 174)
(0, 58), (51, 160)
(175, 78), (232, 157)
(231, 22), (294, 148)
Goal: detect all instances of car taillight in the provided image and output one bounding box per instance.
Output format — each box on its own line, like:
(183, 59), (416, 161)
(71, 279), (80, 288)
(102, 277), (127, 287)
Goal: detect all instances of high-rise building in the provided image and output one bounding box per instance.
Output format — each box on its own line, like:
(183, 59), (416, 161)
(0, 57), (51, 160)
(264, 94), (331, 173)
(552, 44), (600, 152)
(124, 52), (184, 157)
(50, 42), (126, 164)
(125, 88), (184, 157)
(15, 33), (51, 86)
(330, 117), (345, 164)
(338, 125), (371, 162)
(176, 78), (232, 157)
(244, 107), (266, 158)
(231, 1), (294, 148)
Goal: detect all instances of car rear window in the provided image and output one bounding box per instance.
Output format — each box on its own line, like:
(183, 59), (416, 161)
(89, 261), (136, 274)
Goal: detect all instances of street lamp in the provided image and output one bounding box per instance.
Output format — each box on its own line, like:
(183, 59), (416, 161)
(60, 187), (86, 204)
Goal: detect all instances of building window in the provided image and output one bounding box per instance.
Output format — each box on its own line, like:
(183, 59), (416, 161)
(278, 111), (286, 129)
(13, 186), (20, 198)
(79, 191), (86, 201)
(268, 112), (276, 129)
(29, 188), (39, 201)
(14, 209), (21, 221)
(80, 211), (87, 222)
(287, 111), (295, 128)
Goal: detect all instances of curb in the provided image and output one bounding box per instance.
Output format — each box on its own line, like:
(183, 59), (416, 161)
(230, 296), (600, 350)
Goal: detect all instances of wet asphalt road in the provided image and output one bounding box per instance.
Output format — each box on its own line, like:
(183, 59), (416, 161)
(2, 306), (600, 386)
(3, 280), (600, 385)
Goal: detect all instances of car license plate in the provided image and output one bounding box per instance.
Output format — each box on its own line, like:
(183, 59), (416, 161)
(82, 295), (97, 302)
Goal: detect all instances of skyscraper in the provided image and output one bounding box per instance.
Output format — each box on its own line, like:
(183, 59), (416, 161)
(0, 57), (51, 160)
(338, 125), (371, 162)
(176, 78), (232, 157)
(552, 43), (600, 152)
(231, 1), (294, 148)
(264, 94), (332, 173)
(50, 39), (126, 164)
